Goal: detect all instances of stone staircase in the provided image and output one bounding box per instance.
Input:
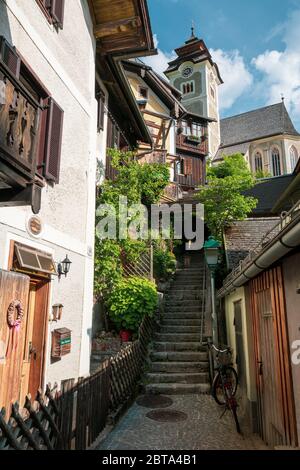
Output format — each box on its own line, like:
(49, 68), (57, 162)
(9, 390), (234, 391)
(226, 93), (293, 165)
(144, 255), (210, 394)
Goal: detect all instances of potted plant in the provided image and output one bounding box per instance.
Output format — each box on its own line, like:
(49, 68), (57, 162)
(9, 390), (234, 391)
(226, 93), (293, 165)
(107, 276), (158, 342)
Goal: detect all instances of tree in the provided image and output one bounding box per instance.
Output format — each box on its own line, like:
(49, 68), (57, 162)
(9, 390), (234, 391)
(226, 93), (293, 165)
(197, 154), (257, 240)
(94, 149), (170, 300)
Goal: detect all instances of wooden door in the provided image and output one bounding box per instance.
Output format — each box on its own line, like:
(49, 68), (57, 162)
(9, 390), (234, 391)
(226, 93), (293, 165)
(250, 267), (297, 447)
(0, 270), (30, 413)
(234, 300), (246, 390)
(21, 279), (50, 401)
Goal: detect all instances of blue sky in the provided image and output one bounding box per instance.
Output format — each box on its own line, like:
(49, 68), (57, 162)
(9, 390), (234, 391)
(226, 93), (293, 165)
(144, 0), (300, 130)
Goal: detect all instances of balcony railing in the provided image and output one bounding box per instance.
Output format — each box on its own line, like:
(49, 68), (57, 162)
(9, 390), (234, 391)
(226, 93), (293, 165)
(162, 182), (183, 202)
(0, 69), (40, 185)
(176, 133), (208, 155)
(138, 149), (167, 165)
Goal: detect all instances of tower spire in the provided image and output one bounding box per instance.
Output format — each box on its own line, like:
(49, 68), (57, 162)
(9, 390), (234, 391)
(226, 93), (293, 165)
(190, 20), (196, 40)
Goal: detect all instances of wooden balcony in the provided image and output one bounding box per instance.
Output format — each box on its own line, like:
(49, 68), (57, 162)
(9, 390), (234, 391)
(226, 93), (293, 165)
(176, 133), (208, 155)
(0, 68), (42, 212)
(138, 149), (167, 164)
(161, 182), (183, 203)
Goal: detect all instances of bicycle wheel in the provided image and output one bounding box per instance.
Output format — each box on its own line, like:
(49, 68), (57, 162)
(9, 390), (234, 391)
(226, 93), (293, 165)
(212, 367), (238, 405)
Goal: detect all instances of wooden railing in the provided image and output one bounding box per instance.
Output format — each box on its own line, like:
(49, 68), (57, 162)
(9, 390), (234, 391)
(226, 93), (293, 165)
(137, 149), (167, 165)
(0, 66), (40, 183)
(123, 245), (154, 280)
(0, 314), (155, 450)
(176, 133), (208, 155)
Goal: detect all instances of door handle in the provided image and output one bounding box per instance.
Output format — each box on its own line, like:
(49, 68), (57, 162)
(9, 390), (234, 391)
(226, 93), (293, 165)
(258, 361), (263, 376)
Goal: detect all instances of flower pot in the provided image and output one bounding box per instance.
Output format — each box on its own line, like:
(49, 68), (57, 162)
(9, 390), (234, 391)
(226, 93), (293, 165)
(120, 329), (132, 342)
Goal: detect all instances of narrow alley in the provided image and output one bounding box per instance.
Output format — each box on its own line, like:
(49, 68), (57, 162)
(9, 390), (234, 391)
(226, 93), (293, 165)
(97, 394), (267, 451)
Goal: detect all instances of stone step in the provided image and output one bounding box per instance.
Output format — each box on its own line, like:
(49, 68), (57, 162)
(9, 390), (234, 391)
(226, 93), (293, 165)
(152, 342), (204, 352)
(165, 292), (202, 301)
(169, 281), (202, 293)
(150, 351), (208, 362)
(161, 319), (202, 327)
(154, 332), (201, 341)
(164, 300), (203, 307)
(150, 361), (209, 373)
(144, 383), (210, 395)
(160, 325), (200, 334)
(163, 305), (203, 318)
(145, 372), (209, 384)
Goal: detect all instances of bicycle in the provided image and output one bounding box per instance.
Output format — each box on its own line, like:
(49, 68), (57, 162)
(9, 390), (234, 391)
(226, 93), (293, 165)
(206, 341), (241, 434)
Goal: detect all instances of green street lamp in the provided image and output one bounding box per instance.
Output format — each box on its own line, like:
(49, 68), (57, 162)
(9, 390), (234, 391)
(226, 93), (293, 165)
(204, 236), (221, 272)
(204, 236), (221, 345)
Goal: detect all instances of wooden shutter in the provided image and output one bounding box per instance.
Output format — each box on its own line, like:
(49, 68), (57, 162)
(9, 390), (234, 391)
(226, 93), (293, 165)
(0, 36), (21, 78)
(50, 0), (65, 29)
(184, 157), (193, 175)
(44, 97), (64, 183)
(97, 90), (105, 131)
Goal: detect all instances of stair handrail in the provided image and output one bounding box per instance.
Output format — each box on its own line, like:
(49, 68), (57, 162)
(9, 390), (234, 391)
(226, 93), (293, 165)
(200, 260), (207, 345)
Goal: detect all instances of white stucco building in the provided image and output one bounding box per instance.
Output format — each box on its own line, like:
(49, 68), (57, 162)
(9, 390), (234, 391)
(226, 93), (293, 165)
(0, 0), (154, 409)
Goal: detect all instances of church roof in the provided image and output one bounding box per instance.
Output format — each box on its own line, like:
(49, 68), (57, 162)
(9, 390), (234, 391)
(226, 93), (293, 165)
(220, 102), (299, 148)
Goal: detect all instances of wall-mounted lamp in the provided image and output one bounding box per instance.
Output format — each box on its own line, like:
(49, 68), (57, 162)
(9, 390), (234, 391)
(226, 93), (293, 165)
(57, 255), (72, 279)
(52, 304), (64, 322)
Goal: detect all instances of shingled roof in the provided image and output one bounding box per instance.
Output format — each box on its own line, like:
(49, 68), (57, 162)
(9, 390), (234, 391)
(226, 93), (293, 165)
(243, 175), (294, 216)
(220, 102), (299, 148)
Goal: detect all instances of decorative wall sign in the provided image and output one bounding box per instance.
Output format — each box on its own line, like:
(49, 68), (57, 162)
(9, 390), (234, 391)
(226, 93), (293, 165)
(27, 215), (43, 237)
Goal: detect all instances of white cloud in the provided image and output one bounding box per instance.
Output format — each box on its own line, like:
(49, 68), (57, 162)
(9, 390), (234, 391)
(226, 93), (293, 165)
(252, 9), (300, 125)
(143, 34), (176, 77)
(210, 49), (253, 111)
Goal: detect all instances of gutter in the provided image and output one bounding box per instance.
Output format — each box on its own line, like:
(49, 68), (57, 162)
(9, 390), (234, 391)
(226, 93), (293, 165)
(217, 205), (300, 298)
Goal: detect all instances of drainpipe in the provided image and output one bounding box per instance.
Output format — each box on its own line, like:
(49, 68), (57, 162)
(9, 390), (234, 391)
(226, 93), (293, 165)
(211, 272), (218, 345)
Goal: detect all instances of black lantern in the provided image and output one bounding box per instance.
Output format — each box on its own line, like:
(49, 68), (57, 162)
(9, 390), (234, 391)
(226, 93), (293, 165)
(58, 255), (72, 279)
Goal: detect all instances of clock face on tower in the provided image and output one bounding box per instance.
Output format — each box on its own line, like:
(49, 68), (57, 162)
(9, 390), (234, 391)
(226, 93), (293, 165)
(182, 66), (193, 78)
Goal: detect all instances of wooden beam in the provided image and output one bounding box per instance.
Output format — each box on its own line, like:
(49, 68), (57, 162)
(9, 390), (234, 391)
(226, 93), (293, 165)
(94, 16), (141, 38)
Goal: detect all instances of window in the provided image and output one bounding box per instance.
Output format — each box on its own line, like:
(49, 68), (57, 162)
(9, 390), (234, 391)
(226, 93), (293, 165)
(271, 148), (281, 176)
(176, 159), (185, 175)
(15, 243), (56, 275)
(0, 36), (64, 183)
(182, 81), (194, 95)
(254, 151), (263, 173)
(138, 86), (149, 100)
(96, 88), (105, 131)
(290, 146), (298, 172)
(107, 114), (120, 149)
(36, 0), (65, 29)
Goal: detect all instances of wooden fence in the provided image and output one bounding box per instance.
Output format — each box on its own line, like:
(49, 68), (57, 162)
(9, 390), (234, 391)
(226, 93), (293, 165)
(123, 245), (154, 280)
(0, 315), (155, 450)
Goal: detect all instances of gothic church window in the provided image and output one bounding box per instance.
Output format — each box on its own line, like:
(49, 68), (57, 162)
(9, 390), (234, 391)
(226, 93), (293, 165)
(254, 152), (263, 173)
(290, 146), (298, 172)
(271, 148), (281, 176)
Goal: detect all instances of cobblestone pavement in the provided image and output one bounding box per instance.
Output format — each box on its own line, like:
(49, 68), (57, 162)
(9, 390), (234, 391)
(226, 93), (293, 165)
(97, 394), (267, 450)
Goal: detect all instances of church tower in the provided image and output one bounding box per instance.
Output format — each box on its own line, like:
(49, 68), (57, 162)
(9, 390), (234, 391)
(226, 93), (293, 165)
(164, 28), (223, 158)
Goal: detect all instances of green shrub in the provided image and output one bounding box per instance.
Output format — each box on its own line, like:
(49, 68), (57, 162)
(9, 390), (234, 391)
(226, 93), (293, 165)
(107, 276), (158, 333)
(153, 248), (177, 281)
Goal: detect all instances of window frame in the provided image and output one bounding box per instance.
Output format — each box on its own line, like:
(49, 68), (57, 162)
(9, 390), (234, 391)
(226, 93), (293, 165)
(289, 145), (298, 172)
(271, 147), (281, 177)
(138, 85), (149, 101)
(254, 151), (263, 173)
(36, 0), (65, 29)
